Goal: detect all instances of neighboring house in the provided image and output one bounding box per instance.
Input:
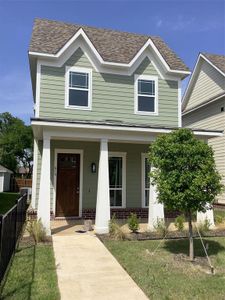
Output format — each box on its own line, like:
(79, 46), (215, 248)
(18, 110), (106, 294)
(0, 165), (13, 192)
(29, 18), (220, 234)
(182, 53), (225, 204)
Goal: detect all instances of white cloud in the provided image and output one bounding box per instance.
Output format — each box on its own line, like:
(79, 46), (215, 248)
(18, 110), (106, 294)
(154, 15), (223, 32)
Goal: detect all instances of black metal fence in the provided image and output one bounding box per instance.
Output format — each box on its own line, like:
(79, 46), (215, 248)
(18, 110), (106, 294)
(0, 194), (27, 282)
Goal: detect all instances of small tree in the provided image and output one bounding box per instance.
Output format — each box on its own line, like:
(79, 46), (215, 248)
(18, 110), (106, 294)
(149, 128), (223, 261)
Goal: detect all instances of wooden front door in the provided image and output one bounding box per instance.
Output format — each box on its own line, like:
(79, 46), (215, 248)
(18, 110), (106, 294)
(56, 153), (80, 217)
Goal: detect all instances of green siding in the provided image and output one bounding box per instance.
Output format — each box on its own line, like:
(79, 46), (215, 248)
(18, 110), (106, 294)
(35, 140), (149, 211)
(39, 48), (178, 126)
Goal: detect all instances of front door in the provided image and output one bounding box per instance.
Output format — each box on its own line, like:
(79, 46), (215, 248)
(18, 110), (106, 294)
(56, 153), (80, 217)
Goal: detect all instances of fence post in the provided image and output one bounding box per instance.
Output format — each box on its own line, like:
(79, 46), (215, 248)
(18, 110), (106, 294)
(0, 215), (4, 278)
(14, 199), (18, 249)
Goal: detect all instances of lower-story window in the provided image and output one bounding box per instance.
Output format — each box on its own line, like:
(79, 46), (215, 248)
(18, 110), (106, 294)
(109, 153), (126, 207)
(142, 154), (151, 207)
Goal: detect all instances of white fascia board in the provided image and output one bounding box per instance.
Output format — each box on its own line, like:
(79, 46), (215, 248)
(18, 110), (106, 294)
(192, 130), (223, 137)
(182, 54), (202, 110)
(182, 93), (225, 116)
(31, 120), (172, 134)
(29, 28), (190, 78)
(31, 120), (222, 142)
(201, 54), (225, 78)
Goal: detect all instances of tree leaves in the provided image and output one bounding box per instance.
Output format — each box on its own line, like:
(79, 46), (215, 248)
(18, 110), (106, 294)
(0, 112), (33, 175)
(149, 128), (223, 214)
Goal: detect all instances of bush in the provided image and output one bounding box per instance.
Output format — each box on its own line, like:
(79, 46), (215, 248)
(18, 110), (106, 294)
(109, 214), (125, 240)
(174, 215), (185, 231)
(154, 218), (168, 237)
(198, 218), (211, 235)
(127, 213), (139, 233)
(26, 219), (46, 244)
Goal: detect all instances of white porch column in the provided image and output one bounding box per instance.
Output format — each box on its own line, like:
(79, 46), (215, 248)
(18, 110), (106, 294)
(37, 134), (51, 235)
(148, 168), (164, 231)
(95, 139), (110, 234)
(31, 138), (38, 209)
(197, 204), (215, 229)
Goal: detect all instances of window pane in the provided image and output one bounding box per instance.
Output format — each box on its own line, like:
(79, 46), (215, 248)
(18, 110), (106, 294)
(145, 158), (150, 189)
(110, 190), (122, 207)
(138, 96), (155, 112)
(138, 80), (155, 95)
(109, 157), (122, 188)
(69, 89), (88, 106)
(69, 72), (88, 89)
(145, 190), (149, 207)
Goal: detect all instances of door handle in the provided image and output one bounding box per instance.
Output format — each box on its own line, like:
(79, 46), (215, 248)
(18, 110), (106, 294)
(76, 187), (79, 194)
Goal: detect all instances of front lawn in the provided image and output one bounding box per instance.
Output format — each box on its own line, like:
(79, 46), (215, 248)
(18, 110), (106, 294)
(105, 237), (225, 299)
(0, 193), (19, 214)
(1, 238), (60, 300)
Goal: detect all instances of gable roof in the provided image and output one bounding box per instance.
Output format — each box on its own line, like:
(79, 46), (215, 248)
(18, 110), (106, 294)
(29, 18), (189, 73)
(203, 53), (225, 75)
(182, 52), (225, 112)
(0, 165), (13, 173)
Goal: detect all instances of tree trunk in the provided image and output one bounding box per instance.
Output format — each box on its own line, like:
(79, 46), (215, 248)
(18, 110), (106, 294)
(188, 211), (194, 261)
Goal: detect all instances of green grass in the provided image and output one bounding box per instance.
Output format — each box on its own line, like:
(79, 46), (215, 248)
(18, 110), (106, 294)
(214, 208), (225, 219)
(0, 193), (19, 214)
(1, 240), (60, 300)
(105, 237), (225, 300)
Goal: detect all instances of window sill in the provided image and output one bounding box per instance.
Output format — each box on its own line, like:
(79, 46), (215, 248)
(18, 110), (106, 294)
(65, 105), (92, 111)
(135, 111), (158, 116)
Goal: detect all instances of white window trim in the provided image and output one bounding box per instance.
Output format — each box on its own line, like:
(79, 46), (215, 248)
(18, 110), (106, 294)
(134, 74), (158, 116)
(141, 153), (150, 208)
(109, 152), (126, 208)
(53, 149), (84, 217)
(65, 66), (92, 110)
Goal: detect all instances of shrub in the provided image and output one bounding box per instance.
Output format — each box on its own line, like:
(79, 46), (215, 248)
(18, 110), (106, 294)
(26, 219), (46, 244)
(109, 214), (125, 240)
(154, 218), (168, 237)
(127, 213), (139, 233)
(198, 218), (211, 235)
(174, 215), (185, 231)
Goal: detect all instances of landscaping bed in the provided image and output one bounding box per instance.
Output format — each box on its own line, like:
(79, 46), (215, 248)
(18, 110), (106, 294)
(1, 236), (60, 300)
(104, 237), (225, 299)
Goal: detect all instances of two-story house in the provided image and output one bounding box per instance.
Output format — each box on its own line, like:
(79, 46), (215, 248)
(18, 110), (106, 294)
(183, 53), (225, 204)
(29, 18), (220, 235)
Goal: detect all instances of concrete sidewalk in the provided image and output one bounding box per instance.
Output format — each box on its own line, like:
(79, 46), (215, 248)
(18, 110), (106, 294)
(52, 233), (148, 300)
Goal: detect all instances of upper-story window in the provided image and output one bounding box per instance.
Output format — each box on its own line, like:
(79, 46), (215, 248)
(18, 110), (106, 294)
(65, 67), (92, 110)
(135, 75), (158, 115)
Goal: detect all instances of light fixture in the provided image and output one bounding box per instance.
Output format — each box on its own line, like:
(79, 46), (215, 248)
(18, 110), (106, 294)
(91, 163), (96, 173)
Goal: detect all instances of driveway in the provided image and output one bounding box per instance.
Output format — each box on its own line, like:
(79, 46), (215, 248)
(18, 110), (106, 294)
(52, 232), (148, 300)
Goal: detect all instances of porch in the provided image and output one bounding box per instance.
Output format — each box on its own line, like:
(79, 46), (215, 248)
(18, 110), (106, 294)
(31, 118), (220, 235)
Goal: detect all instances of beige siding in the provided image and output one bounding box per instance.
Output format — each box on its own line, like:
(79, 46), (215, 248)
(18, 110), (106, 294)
(39, 48), (178, 127)
(185, 60), (225, 111)
(183, 97), (225, 203)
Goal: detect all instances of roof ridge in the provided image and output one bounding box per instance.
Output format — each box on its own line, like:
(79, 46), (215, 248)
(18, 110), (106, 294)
(201, 52), (225, 58)
(34, 17), (161, 40)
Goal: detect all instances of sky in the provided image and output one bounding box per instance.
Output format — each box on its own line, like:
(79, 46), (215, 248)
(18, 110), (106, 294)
(0, 0), (224, 124)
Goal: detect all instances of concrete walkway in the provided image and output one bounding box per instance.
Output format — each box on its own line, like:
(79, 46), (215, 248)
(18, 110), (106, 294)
(52, 233), (148, 300)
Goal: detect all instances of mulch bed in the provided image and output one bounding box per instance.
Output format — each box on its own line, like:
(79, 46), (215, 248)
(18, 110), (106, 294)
(98, 228), (225, 242)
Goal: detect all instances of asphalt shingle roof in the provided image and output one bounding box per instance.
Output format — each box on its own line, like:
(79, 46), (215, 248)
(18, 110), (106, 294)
(29, 18), (189, 72)
(203, 53), (225, 75)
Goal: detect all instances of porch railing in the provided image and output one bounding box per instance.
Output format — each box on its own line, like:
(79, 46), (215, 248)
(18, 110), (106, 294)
(0, 194), (27, 283)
